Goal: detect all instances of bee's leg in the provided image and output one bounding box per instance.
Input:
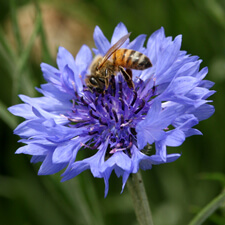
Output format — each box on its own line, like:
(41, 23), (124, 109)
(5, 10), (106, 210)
(104, 76), (109, 90)
(125, 68), (132, 78)
(119, 66), (134, 89)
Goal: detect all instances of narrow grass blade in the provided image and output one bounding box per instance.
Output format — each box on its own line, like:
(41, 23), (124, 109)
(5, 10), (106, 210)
(188, 190), (225, 225)
(0, 100), (18, 129)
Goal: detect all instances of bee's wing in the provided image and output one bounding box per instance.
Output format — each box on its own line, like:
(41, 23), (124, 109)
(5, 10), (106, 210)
(97, 32), (131, 70)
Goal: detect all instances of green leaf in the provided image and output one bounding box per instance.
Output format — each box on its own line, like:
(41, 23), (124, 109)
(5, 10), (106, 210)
(0, 100), (17, 129)
(9, 0), (23, 54)
(0, 27), (16, 75)
(198, 172), (225, 186)
(188, 190), (225, 225)
(33, 0), (53, 64)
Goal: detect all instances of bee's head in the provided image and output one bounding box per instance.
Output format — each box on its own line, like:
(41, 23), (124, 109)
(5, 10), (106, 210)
(85, 75), (105, 93)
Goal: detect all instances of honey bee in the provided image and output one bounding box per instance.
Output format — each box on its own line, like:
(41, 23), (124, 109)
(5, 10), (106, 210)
(85, 32), (152, 93)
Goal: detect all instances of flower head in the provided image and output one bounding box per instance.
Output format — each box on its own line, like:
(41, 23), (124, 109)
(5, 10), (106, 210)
(9, 23), (215, 196)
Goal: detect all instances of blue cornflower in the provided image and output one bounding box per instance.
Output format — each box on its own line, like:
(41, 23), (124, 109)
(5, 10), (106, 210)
(9, 23), (215, 196)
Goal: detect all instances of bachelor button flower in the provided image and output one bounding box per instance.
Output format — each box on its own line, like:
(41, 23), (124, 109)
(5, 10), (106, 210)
(9, 22), (215, 196)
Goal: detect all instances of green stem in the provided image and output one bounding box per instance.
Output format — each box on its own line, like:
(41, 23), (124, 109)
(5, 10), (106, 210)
(188, 190), (225, 225)
(127, 171), (154, 225)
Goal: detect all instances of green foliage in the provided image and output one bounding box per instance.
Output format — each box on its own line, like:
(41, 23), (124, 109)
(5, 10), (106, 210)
(0, 0), (224, 225)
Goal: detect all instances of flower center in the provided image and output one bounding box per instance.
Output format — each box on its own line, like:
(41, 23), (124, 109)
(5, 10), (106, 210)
(66, 74), (156, 155)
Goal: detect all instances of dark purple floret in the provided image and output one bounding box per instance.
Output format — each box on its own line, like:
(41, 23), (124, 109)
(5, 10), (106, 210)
(64, 75), (156, 158)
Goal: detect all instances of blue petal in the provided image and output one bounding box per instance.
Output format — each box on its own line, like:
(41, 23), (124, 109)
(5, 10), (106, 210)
(41, 63), (60, 85)
(193, 104), (215, 121)
(62, 141), (108, 180)
(101, 151), (132, 175)
(61, 65), (76, 95)
(90, 142), (108, 177)
(184, 128), (202, 137)
(187, 87), (212, 100)
(14, 119), (45, 137)
(92, 48), (100, 56)
(128, 34), (147, 51)
(114, 166), (124, 178)
(139, 158), (153, 171)
(136, 127), (165, 149)
(156, 35), (182, 81)
(165, 76), (199, 96)
(130, 145), (153, 172)
(165, 154), (181, 163)
(155, 140), (167, 161)
(176, 60), (201, 77)
(75, 45), (92, 77)
(153, 103), (185, 128)
(19, 95), (69, 123)
(103, 170), (112, 197)
(8, 104), (34, 119)
(57, 47), (76, 72)
(15, 144), (50, 155)
(93, 26), (110, 55)
(154, 140), (181, 163)
(136, 101), (166, 149)
(37, 83), (72, 102)
(121, 172), (130, 194)
(31, 155), (45, 163)
(196, 66), (208, 80)
(199, 80), (215, 89)
(173, 114), (198, 129)
(61, 160), (90, 181)
(46, 126), (88, 143)
(136, 100), (186, 149)
(165, 129), (185, 147)
(111, 22), (128, 45)
(147, 27), (165, 65)
(52, 140), (79, 164)
(25, 93), (71, 113)
(38, 152), (67, 175)
(61, 62), (83, 96)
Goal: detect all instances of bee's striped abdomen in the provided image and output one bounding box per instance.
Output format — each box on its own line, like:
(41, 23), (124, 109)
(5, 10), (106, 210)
(112, 48), (152, 70)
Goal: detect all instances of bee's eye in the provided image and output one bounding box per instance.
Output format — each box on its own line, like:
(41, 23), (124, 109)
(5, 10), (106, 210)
(90, 77), (98, 86)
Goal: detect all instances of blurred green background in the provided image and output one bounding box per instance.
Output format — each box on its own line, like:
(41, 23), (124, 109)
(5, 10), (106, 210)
(0, 0), (224, 225)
